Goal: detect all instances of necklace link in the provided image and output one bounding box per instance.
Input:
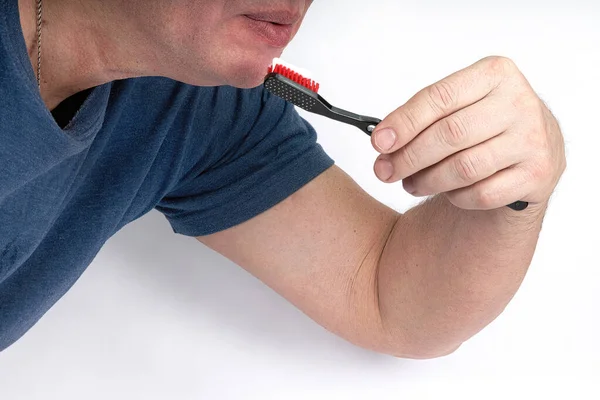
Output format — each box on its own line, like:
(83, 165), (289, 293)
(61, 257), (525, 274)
(36, 0), (42, 89)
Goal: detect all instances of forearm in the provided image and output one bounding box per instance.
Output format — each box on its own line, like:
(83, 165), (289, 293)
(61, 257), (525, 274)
(376, 194), (548, 358)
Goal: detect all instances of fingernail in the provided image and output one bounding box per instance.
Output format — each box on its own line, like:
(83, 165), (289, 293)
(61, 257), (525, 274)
(377, 159), (394, 181)
(403, 176), (415, 194)
(375, 128), (397, 151)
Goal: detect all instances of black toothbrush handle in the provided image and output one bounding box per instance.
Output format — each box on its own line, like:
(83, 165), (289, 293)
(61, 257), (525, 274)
(506, 201), (529, 211)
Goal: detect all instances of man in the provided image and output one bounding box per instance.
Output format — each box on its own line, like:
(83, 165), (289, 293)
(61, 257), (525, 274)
(0, 0), (565, 358)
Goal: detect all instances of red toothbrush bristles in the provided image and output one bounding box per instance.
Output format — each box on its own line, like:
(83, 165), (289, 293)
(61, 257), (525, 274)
(267, 63), (320, 93)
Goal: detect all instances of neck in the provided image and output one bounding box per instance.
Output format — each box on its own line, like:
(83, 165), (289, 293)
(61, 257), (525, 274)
(18, 0), (159, 111)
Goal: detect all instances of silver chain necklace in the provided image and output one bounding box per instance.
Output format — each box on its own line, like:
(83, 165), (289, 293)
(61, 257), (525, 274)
(36, 0), (43, 89)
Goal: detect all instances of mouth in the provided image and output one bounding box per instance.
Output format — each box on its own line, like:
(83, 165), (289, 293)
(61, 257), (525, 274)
(242, 12), (299, 48)
(244, 10), (302, 25)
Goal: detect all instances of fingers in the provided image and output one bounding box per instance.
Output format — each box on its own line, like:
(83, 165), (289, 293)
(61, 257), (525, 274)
(443, 164), (534, 210)
(373, 94), (517, 183)
(371, 56), (510, 155)
(399, 130), (528, 197)
(367, 55), (563, 210)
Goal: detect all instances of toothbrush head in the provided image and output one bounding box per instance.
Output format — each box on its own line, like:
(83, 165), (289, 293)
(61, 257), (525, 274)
(267, 58), (320, 92)
(264, 59), (323, 113)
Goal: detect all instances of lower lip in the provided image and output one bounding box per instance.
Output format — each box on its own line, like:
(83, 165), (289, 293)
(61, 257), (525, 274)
(242, 16), (294, 48)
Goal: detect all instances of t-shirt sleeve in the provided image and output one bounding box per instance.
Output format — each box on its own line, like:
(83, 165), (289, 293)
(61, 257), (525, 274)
(155, 85), (335, 237)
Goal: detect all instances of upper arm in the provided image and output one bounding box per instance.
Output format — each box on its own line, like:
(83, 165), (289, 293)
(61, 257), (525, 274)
(196, 165), (400, 351)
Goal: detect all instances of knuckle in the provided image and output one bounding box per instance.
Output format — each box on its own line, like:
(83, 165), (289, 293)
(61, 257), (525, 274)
(510, 90), (538, 113)
(473, 186), (497, 209)
(525, 123), (550, 151)
(427, 81), (457, 112)
(440, 115), (469, 148)
(524, 128), (553, 162)
(399, 108), (421, 135)
(527, 159), (551, 181)
(485, 55), (516, 74)
(482, 56), (521, 88)
(399, 146), (420, 170)
(454, 153), (481, 182)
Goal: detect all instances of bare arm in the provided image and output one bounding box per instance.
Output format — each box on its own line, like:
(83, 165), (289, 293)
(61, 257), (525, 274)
(198, 165), (553, 359)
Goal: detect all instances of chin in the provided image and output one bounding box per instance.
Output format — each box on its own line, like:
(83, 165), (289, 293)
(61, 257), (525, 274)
(223, 65), (270, 89)
(226, 73), (266, 89)
(221, 50), (283, 89)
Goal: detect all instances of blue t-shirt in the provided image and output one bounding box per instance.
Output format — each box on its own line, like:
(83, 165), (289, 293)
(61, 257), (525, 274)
(0, 0), (334, 351)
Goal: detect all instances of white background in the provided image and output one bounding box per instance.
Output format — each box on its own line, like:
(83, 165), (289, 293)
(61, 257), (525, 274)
(1, 1), (599, 399)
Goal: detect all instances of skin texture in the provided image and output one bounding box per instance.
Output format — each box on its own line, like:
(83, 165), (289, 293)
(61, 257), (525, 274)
(17, 0), (566, 358)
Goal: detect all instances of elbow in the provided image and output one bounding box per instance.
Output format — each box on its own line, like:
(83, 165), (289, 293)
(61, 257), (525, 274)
(391, 342), (463, 360)
(354, 331), (464, 360)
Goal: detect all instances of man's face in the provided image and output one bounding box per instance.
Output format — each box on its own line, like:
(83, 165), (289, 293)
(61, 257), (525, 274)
(148, 0), (313, 88)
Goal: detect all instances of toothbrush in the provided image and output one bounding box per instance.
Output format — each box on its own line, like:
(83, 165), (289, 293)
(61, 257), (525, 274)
(264, 59), (381, 135)
(263, 58), (529, 212)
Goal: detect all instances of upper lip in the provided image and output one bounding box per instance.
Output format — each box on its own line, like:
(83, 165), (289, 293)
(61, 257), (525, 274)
(244, 10), (301, 25)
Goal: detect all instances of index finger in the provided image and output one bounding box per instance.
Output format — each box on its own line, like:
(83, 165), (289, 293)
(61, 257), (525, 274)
(371, 56), (511, 154)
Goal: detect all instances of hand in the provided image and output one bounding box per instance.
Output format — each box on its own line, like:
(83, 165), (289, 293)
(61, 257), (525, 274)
(371, 56), (566, 210)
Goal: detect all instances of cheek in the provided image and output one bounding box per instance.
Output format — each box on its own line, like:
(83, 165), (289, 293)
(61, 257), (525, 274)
(165, 4), (286, 88)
